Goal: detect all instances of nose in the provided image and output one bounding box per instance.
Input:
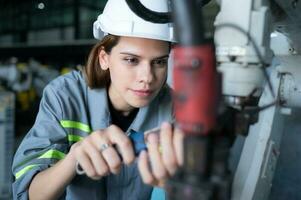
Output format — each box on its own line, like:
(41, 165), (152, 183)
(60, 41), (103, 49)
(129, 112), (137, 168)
(138, 63), (154, 84)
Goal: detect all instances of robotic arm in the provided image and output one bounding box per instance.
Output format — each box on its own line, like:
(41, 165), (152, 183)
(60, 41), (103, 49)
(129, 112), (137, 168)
(217, 0), (301, 199)
(215, 0), (273, 107)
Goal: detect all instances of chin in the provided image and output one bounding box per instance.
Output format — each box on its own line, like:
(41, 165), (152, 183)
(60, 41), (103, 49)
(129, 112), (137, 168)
(126, 92), (158, 108)
(131, 102), (149, 108)
(129, 99), (151, 108)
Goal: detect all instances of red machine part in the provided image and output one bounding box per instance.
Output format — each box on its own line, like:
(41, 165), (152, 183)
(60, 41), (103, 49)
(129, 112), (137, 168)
(173, 44), (219, 135)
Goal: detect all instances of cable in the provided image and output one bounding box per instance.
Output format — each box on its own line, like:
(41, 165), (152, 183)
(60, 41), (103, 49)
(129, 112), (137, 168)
(125, 0), (171, 23)
(124, 0), (212, 24)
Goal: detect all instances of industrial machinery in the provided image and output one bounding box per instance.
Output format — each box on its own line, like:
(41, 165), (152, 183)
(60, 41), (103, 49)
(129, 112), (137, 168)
(0, 59), (59, 199)
(0, 59), (59, 96)
(216, 0), (301, 199)
(126, 0), (301, 199)
(0, 91), (15, 200)
(1, 0), (300, 199)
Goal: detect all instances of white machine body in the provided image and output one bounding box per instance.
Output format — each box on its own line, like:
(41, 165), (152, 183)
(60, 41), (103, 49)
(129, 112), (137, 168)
(215, 0), (301, 199)
(215, 0), (273, 99)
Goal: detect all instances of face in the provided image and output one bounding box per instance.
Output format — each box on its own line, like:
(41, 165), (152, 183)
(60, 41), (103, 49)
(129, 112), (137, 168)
(99, 36), (170, 113)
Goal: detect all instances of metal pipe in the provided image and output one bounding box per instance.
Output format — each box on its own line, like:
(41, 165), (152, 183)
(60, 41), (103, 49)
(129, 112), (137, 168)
(171, 0), (205, 45)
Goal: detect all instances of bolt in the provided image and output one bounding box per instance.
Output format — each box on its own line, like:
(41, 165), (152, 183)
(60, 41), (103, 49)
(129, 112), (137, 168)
(191, 59), (200, 68)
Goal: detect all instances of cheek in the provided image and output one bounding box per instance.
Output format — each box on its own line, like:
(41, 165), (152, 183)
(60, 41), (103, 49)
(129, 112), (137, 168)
(156, 68), (168, 83)
(110, 67), (133, 86)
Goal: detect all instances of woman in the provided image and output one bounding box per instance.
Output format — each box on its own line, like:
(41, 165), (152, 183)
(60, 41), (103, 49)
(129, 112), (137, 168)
(12, 0), (183, 199)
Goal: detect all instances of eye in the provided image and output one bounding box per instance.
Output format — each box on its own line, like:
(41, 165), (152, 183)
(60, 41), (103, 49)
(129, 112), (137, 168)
(123, 57), (139, 65)
(151, 58), (168, 67)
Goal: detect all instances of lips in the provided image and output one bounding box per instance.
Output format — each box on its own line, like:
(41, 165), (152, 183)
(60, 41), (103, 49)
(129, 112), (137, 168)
(131, 89), (153, 97)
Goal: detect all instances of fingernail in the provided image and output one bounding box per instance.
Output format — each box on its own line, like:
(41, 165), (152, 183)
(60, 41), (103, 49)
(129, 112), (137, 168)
(139, 150), (146, 158)
(161, 122), (169, 129)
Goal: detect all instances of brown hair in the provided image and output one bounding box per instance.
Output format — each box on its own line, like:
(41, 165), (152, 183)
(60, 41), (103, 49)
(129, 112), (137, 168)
(84, 34), (120, 88)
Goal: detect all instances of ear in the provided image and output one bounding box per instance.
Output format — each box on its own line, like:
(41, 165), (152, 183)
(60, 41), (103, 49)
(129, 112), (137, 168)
(98, 49), (109, 70)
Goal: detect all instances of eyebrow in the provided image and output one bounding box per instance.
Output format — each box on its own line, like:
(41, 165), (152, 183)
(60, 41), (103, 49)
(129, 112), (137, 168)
(120, 52), (169, 60)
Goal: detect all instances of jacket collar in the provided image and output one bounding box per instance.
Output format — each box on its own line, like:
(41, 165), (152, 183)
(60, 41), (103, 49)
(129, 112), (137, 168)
(87, 86), (163, 133)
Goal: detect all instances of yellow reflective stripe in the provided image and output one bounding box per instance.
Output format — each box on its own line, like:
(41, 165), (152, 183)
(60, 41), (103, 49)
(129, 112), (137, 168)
(15, 164), (40, 179)
(60, 120), (91, 133)
(38, 149), (65, 160)
(15, 150), (66, 179)
(16, 120), (89, 180)
(68, 134), (83, 142)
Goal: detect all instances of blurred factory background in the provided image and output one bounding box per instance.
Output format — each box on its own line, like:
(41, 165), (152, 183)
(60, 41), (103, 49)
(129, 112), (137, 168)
(0, 0), (107, 65)
(0, 1), (219, 199)
(0, 1), (107, 199)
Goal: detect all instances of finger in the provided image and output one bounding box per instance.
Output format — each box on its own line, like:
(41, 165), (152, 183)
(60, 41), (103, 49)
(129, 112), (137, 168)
(173, 127), (184, 166)
(106, 125), (135, 165)
(75, 146), (100, 179)
(101, 146), (122, 174)
(147, 132), (168, 181)
(91, 129), (123, 174)
(83, 139), (109, 176)
(90, 130), (112, 148)
(138, 150), (158, 186)
(160, 122), (178, 175)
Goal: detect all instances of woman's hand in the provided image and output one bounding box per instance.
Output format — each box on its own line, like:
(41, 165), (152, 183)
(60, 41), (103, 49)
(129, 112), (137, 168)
(72, 125), (135, 180)
(138, 122), (184, 187)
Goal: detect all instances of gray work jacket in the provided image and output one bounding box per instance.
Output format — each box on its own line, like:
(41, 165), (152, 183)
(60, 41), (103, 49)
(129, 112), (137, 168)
(12, 70), (173, 200)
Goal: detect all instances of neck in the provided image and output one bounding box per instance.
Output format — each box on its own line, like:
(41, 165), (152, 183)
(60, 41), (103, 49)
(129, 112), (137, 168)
(107, 86), (135, 116)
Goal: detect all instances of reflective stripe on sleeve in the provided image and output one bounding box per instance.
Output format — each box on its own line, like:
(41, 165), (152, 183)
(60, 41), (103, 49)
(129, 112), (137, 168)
(38, 149), (66, 160)
(68, 134), (83, 142)
(15, 164), (41, 179)
(15, 149), (66, 180)
(15, 120), (91, 179)
(60, 120), (91, 132)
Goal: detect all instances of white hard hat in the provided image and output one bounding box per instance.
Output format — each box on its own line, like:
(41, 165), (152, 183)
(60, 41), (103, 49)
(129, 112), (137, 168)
(93, 0), (175, 42)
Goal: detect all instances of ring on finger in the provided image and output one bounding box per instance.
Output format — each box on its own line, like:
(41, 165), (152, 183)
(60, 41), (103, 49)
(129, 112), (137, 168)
(100, 143), (111, 153)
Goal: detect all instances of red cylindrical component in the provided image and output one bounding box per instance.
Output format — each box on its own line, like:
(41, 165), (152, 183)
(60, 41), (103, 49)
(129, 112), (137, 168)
(173, 44), (219, 135)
